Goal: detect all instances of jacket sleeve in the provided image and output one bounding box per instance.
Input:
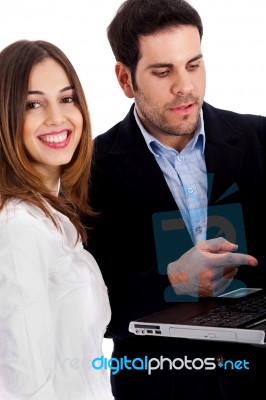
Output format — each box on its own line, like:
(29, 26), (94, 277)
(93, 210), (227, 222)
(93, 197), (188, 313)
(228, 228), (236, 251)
(86, 158), (172, 340)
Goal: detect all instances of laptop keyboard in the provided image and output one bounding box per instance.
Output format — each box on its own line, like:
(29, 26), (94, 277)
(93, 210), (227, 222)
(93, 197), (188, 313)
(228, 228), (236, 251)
(192, 292), (266, 328)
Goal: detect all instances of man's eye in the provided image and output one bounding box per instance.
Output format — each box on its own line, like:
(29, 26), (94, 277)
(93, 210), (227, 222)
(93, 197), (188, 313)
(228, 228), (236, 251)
(188, 63), (200, 71)
(154, 71), (169, 78)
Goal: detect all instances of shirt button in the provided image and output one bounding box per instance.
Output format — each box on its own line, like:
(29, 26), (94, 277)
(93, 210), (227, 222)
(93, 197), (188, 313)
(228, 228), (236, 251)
(187, 187), (194, 194)
(195, 226), (202, 234)
(177, 155), (182, 161)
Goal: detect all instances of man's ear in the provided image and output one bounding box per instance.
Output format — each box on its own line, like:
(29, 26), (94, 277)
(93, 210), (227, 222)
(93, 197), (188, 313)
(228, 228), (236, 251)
(115, 62), (134, 98)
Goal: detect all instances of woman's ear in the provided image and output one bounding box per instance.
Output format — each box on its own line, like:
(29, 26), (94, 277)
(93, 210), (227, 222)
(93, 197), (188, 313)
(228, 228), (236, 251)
(115, 62), (134, 98)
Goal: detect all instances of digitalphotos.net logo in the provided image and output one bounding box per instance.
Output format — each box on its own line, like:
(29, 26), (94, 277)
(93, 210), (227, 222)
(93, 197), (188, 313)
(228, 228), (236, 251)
(88, 354), (250, 375)
(60, 349), (250, 376)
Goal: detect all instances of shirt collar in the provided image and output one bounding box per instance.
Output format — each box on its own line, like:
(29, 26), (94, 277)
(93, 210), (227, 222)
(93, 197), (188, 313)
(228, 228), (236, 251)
(134, 106), (206, 157)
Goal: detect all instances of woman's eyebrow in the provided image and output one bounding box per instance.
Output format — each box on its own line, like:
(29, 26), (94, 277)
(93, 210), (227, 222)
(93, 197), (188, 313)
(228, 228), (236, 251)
(27, 86), (74, 95)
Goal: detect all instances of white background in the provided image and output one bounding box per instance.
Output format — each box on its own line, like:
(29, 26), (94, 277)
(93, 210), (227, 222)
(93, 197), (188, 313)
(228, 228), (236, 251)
(1, 0), (265, 358)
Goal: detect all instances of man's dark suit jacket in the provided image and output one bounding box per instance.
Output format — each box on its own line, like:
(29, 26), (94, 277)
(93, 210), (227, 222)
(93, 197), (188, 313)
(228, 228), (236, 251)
(86, 102), (266, 400)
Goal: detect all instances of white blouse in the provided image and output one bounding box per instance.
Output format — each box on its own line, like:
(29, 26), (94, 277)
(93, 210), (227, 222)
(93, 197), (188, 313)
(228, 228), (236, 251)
(0, 199), (113, 400)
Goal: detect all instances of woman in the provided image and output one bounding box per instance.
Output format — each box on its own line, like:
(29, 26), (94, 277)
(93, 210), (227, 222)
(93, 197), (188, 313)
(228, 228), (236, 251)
(0, 40), (113, 399)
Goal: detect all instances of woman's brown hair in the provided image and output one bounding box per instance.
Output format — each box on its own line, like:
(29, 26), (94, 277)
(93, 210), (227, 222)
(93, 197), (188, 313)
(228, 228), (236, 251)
(0, 40), (94, 243)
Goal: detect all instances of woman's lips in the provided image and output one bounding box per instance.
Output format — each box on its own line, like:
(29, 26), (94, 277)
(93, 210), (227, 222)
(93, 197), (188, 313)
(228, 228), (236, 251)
(38, 130), (71, 148)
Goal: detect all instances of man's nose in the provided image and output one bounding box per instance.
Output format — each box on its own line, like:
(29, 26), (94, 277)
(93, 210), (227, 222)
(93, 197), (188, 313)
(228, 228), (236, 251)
(171, 72), (193, 96)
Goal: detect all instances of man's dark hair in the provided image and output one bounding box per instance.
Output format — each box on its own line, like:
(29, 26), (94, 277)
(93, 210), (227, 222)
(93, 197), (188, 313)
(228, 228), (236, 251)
(107, 0), (203, 83)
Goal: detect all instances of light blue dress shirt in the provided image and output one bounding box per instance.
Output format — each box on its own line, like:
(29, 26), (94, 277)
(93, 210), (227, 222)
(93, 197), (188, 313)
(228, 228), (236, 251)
(134, 107), (207, 244)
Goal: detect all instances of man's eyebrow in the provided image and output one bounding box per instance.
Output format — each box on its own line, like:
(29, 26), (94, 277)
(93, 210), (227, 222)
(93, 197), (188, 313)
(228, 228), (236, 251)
(188, 54), (203, 63)
(27, 86), (74, 95)
(146, 54), (203, 70)
(146, 63), (174, 70)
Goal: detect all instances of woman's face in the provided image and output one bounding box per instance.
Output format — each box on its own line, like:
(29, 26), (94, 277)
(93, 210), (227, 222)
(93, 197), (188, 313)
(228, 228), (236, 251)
(22, 57), (83, 183)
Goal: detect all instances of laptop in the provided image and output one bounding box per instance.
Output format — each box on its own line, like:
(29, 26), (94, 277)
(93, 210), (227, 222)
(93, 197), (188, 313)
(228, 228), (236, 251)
(130, 206), (266, 346)
(129, 288), (266, 346)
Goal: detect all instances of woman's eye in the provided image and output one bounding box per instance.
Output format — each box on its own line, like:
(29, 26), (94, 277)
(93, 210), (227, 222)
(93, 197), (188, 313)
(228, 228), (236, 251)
(25, 101), (41, 110)
(62, 96), (75, 103)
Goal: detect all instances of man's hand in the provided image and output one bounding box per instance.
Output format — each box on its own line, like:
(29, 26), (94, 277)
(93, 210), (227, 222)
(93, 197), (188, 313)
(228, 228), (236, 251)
(167, 237), (258, 297)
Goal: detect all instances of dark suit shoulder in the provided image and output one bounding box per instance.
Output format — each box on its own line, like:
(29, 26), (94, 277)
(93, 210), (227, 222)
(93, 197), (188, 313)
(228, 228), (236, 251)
(93, 104), (149, 160)
(94, 104), (137, 152)
(93, 121), (121, 153)
(203, 102), (266, 131)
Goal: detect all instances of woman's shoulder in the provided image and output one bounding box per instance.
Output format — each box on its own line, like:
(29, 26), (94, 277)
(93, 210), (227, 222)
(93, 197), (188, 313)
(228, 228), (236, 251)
(0, 199), (56, 236)
(0, 198), (80, 251)
(1, 198), (48, 220)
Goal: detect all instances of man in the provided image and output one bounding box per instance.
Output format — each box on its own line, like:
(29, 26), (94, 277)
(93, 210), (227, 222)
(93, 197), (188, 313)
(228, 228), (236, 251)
(86, 0), (266, 399)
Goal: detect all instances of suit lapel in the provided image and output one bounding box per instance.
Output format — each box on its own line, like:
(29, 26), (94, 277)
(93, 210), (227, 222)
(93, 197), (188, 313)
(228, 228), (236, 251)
(203, 103), (245, 204)
(108, 105), (177, 211)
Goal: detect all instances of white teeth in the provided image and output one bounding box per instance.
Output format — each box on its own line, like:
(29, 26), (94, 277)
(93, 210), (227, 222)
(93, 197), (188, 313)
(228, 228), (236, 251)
(41, 131), (68, 143)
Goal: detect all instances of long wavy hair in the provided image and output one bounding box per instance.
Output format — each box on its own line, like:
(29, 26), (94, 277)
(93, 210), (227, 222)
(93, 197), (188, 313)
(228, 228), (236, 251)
(0, 40), (94, 244)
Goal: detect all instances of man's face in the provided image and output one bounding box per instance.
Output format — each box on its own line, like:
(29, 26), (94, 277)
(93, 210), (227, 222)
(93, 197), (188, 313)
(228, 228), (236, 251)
(123, 26), (206, 148)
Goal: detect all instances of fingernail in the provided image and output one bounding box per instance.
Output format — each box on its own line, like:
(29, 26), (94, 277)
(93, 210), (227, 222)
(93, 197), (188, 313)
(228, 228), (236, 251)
(249, 260), (258, 266)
